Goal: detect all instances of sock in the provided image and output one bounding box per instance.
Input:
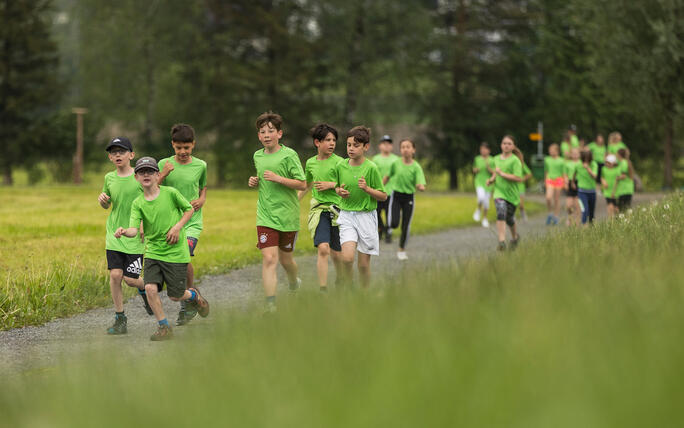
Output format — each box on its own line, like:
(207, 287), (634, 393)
(188, 290), (197, 301)
(159, 318), (169, 327)
(265, 295), (276, 305)
(138, 289), (146, 295)
(320, 286), (328, 293)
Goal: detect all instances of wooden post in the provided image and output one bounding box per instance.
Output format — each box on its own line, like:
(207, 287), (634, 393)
(71, 107), (88, 184)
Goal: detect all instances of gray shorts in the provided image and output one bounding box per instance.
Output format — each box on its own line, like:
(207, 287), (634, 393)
(495, 198), (517, 226)
(144, 258), (188, 298)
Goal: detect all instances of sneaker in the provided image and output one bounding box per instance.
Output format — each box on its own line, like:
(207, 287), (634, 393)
(482, 218), (490, 228)
(385, 234), (392, 244)
(473, 209), (481, 222)
(497, 241), (506, 252)
(288, 277), (302, 294)
(510, 235), (520, 249)
(189, 287), (209, 318)
(546, 214), (553, 225)
(106, 314), (127, 335)
(263, 301), (277, 315)
(150, 324), (173, 341)
(397, 251), (408, 260)
(139, 290), (153, 316)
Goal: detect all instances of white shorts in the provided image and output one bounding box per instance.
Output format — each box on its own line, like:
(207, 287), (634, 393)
(337, 210), (380, 256)
(476, 187), (491, 208)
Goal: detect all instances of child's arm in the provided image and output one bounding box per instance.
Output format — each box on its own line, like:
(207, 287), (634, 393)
(98, 193), (111, 209)
(358, 176), (387, 202)
(158, 161), (174, 184)
(248, 176), (259, 187)
(582, 163), (597, 179)
(495, 168), (523, 182)
(485, 172), (496, 186)
(383, 175), (390, 185)
(191, 187), (207, 212)
(114, 226), (139, 238)
(263, 170), (307, 191)
(416, 183), (426, 192)
(165, 208), (194, 244)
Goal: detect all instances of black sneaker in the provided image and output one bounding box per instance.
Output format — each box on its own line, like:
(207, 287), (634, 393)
(497, 241), (506, 252)
(150, 324), (173, 341)
(107, 314), (127, 335)
(176, 308), (198, 326)
(139, 291), (153, 315)
(510, 235), (520, 250)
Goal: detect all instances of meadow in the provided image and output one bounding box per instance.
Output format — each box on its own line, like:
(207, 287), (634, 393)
(1, 193), (681, 427)
(0, 185), (536, 330)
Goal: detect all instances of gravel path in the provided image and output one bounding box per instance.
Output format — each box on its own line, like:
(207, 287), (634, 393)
(0, 194), (658, 375)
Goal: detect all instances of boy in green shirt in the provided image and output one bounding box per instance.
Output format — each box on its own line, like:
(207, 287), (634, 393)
(298, 123), (343, 292)
(486, 135), (523, 251)
(99, 137), (151, 335)
(158, 124), (208, 326)
(587, 133), (606, 183)
(472, 142), (494, 228)
(372, 135), (399, 243)
(563, 148), (581, 226)
(115, 157), (209, 341)
(248, 112), (306, 312)
(334, 126), (387, 288)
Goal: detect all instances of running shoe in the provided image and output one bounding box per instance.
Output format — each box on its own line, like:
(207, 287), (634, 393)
(106, 314), (127, 335)
(510, 235), (520, 249)
(288, 277), (302, 294)
(397, 251), (408, 260)
(482, 219), (489, 228)
(497, 241), (506, 251)
(176, 307), (198, 326)
(189, 287), (209, 318)
(139, 290), (153, 316)
(150, 324), (173, 341)
(263, 301), (277, 316)
(546, 214), (553, 225)
(552, 216), (559, 225)
(473, 209), (481, 222)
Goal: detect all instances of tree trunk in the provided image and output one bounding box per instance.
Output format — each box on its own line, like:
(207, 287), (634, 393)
(449, 165), (459, 190)
(2, 163), (12, 185)
(342, 2), (365, 129)
(664, 113), (674, 189)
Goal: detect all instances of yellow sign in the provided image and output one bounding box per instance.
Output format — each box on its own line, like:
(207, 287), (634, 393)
(529, 133), (542, 141)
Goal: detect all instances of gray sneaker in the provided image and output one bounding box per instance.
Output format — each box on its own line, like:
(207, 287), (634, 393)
(107, 314), (127, 335)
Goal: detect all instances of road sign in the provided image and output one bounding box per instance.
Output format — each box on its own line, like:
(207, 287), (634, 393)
(529, 133), (542, 141)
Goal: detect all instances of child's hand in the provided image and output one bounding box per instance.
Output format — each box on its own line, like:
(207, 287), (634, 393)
(358, 176), (368, 191)
(98, 193), (111, 207)
(486, 177), (494, 186)
(248, 176), (259, 187)
(314, 181), (335, 192)
(114, 227), (125, 238)
(336, 184), (350, 198)
(166, 226), (181, 244)
(416, 184), (426, 192)
(190, 198), (204, 212)
(263, 170), (281, 183)
(495, 167), (502, 176)
(161, 162), (174, 175)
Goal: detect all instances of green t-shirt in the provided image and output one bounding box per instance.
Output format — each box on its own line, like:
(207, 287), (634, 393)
(492, 154), (522, 206)
(587, 142), (606, 163)
(607, 142), (628, 155)
(473, 155), (495, 191)
(560, 142), (570, 158)
(564, 159), (580, 180)
(576, 161), (598, 190)
(158, 157), (207, 239)
(570, 135), (579, 147)
(372, 153), (400, 193)
(129, 186), (192, 263)
(545, 156), (565, 179)
(102, 171), (145, 255)
(305, 153), (343, 205)
(615, 160), (635, 196)
(335, 158), (385, 212)
(601, 165), (621, 198)
(517, 162), (531, 193)
(388, 159), (426, 194)
(253, 145), (306, 232)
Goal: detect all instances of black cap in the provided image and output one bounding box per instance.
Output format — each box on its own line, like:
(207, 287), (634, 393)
(134, 157), (159, 173)
(569, 124), (577, 131)
(380, 134), (392, 143)
(106, 137), (133, 152)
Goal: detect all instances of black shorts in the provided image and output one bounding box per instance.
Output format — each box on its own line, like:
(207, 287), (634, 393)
(495, 198), (517, 226)
(313, 211), (341, 252)
(564, 180), (578, 197)
(144, 258), (188, 298)
(187, 236), (199, 257)
(605, 197), (617, 206)
(106, 250), (143, 279)
(618, 194), (632, 211)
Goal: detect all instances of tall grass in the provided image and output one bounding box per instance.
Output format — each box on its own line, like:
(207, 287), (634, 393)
(1, 193), (681, 427)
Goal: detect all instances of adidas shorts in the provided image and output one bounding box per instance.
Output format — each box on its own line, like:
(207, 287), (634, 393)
(106, 250), (143, 279)
(337, 210), (379, 256)
(256, 226), (298, 252)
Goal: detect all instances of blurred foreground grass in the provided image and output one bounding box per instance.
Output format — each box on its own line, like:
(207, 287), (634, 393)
(0, 185), (537, 329)
(1, 193), (682, 427)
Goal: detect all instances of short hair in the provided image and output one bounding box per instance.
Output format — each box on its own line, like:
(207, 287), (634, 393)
(255, 111), (283, 131)
(171, 124), (195, 143)
(347, 126), (371, 145)
(480, 142), (490, 149)
(400, 139), (415, 148)
(310, 123), (338, 142)
(580, 150), (593, 163)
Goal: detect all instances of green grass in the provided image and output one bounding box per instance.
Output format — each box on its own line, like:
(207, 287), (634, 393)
(0, 185), (541, 330)
(1, 193), (681, 427)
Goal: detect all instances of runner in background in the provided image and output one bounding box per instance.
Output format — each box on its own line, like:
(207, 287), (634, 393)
(472, 142), (495, 228)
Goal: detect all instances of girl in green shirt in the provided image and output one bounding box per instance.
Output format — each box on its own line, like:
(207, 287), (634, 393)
(601, 154), (621, 217)
(587, 133), (606, 184)
(576, 151), (598, 224)
(486, 135), (523, 251)
(563, 148), (581, 226)
(472, 142), (494, 227)
(544, 143), (565, 225)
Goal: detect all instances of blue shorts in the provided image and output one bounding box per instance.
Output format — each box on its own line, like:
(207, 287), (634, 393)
(313, 212), (341, 252)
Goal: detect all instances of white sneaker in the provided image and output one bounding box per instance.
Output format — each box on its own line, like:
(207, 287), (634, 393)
(473, 209), (481, 222)
(397, 251), (408, 260)
(288, 277), (302, 293)
(482, 219), (490, 228)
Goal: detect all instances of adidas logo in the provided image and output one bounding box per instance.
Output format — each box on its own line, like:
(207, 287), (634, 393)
(126, 258), (142, 275)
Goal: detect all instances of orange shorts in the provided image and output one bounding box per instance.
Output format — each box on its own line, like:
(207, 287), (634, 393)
(256, 226), (298, 252)
(545, 177), (565, 189)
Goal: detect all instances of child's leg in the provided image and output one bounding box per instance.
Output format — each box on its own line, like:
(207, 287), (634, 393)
(122, 275), (143, 290)
(145, 283), (165, 321)
(316, 243), (331, 287)
(587, 192), (596, 223)
(518, 195), (526, 217)
(496, 220), (506, 242)
(545, 184), (554, 211)
(260, 246), (279, 297)
(278, 249), (298, 285)
(399, 195), (415, 251)
(340, 241), (357, 286)
(494, 199), (507, 243)
(553, 188), (561, 218)
(482, 192), (490, 218)
(187, 263), (194, 289)
(109, 269), (125, 313)
(357, 252), (372, 289)
(389, 192), (401, 230)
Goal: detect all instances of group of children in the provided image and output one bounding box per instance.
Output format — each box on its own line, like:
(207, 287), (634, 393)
(101, 113), (427, 336)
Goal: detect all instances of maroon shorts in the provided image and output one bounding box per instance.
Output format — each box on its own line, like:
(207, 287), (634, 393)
(256, 226), (298, 252)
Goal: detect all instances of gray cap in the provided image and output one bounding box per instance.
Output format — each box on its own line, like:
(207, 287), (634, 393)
(380, 134), (392, 143)
(134, 156), (159, 173)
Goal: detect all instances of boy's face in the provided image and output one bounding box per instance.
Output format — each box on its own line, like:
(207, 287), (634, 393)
(107, 148), (134, 167)
(258, 122), (283, 149)
(479, 146), (490, 157)
(346, 137), (368, 159)
(315, 132), (336, 156)
(172, 141), (195, 162)
(135, 168), (159, 188)
(597, 135), (604, 144)
(570, 149), (580, 160)
(379, 141), (392, 155)
(400, 141), (415, 158)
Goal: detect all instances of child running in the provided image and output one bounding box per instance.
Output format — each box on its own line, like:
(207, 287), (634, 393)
(334, 126), (387, 288)
(601, 154), (621, 217)
(298, 123), (343, 292)
(563, 148), (581, 226)
(248, 112), (306, 313)
(544, 143), (565, 225)
(114, 157), (209, 341)
(372, 135), (399, 243)
(607, 132), (628, 156)
(576, 150), (598, 225)
(158, 124), (208, 326)
(472, 142), (494, 228)
(99, 137), (151, 335)
(486, 135), (523, 251)
(587, 133), (606, 184)
(615, 148), (635, 212)
(386, 139), (426, 260)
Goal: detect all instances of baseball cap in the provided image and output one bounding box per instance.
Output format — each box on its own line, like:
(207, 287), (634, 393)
(568, 124), (577, 131)
(134, 156), (159, 173)
(606, 154), (617, 164)
(380, 134), (392, 143)
(106, 137), (133, 152)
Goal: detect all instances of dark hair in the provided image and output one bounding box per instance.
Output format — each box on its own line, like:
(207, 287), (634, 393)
(171, 124), (195, 143)
(580, 150), (593, 163)
(502, 134), (516, 144)
(480, 141), (490, 149)
(347, 126), (371, 145)
(617, 148), (629, 158)
(255, 111), (283, 131)
(310, 123), (338, 142)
